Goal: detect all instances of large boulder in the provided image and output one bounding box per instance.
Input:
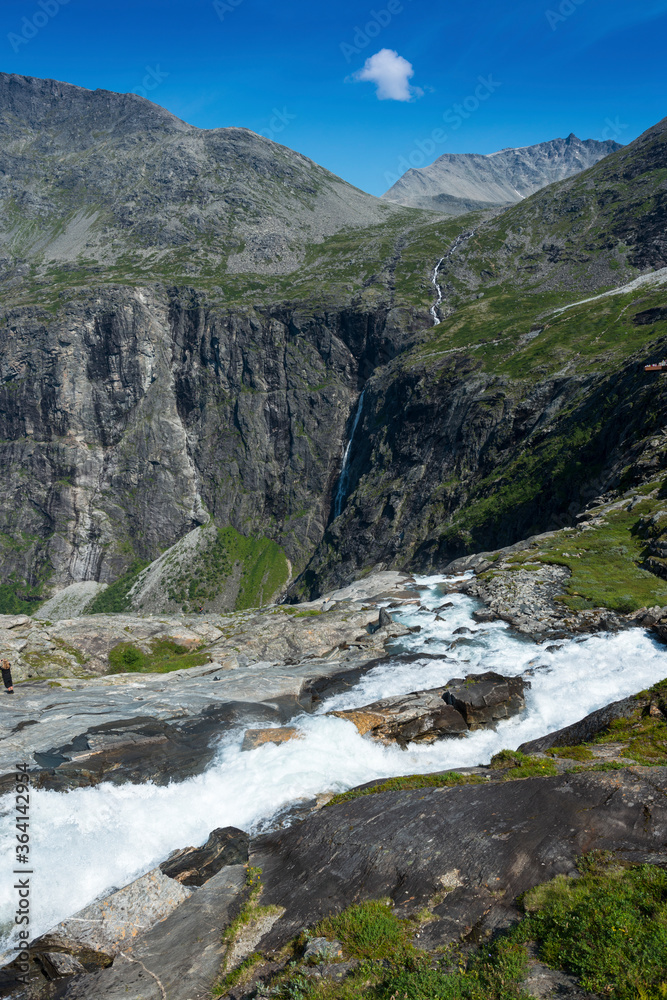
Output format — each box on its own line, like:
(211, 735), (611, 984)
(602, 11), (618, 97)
(331, 672), (527, 746)
(160, 827), (249, 886)
(443, 671), (527, 729)
(332, 692), (468, 746)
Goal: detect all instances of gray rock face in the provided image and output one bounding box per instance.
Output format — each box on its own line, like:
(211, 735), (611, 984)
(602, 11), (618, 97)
(0, 72), (396, 278)
(160, 827), (249, 886)
(0, 284), (416, 601)
(33, 869), (193, 963)
(250, 767), (667, 951)
(331, 672), (526, 746)
(382, 134), (622, 214)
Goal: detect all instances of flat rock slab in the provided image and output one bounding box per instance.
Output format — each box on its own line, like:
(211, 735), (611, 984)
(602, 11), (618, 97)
(57, 864), (247, 1000)
(34, 868), (192, 961)
(0, 655), (390, 790)
(250, 767), (667, 950)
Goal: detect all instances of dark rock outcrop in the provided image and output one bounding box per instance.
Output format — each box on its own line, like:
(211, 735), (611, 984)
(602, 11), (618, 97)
(331, 672), (526, 746)
(443, 671), (527, 728)
(250, 768), (667, 952)
(160, 827), (249, 886)
(517, 693), (651, 754)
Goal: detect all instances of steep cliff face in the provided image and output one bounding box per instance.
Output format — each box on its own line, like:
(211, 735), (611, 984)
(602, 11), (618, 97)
(295, 330), (667, 597)
(0, 286), (421, 599)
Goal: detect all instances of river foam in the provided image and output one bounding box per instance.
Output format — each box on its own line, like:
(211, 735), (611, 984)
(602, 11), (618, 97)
(1, 575), (665, 953)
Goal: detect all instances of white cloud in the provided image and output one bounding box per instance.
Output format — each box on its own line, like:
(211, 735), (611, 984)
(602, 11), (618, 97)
(352, 49), (423, 102)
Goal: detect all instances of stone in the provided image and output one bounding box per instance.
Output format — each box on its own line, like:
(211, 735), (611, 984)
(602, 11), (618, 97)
(33, 869), (193, 961)
(249, 768), (667, 955)
(241, 727), (300, 751)
(471, 609), (496, 623)
(160, 827), (249, 886)
(54, 865), (247, 1000)
(37, 952), (86, 980)
(332, 690), (468, 747)
(518, 693), (651, 754)
(443, 672), (527, 729)
(302, 937), (344, 964)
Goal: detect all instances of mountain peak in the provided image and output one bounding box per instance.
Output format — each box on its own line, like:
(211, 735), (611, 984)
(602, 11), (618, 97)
(382, 134), (622, 214)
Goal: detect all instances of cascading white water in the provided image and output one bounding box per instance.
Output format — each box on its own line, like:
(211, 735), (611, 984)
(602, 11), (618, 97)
(430, 257), (446, 325)
(1, 574), (666, 958)
(430, 230), (476, 325)
(333, 390), (365, 518)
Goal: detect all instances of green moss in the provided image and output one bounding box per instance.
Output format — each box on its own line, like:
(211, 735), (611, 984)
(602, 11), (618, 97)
(107, 638), (209, 674)
(316, 900), (413, 963)
(546, 745), (595, 761)
(326, 771), (485, 807)
(489, 750), (559, 778)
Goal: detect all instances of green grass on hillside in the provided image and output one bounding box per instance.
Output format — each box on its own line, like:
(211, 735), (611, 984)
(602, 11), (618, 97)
(107, 638), (209, 674)
(528, 494), (667, 613)
(163, 526), (289, 612)
(86, 558), (149, 614)
(519, 856), (667, 1000)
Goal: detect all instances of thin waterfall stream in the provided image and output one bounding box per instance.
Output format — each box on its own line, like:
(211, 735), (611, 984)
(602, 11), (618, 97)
(333, 389), (365, 518)
(430, 230), (476, 325)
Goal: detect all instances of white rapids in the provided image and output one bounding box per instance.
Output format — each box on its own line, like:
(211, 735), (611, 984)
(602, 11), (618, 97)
(1, 574), (666, 954)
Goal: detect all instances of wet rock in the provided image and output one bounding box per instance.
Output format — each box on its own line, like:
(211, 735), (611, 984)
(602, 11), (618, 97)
(250, 768), (667, 954)
(452, 626), (473, 635)
(443, 672), (527, 729)
(55, 865), (247, 1000)
(32, 869), (192, 963)
(303, 937), (343, 964)
(518, 693), (651, 754)
(241, 727), (300, 751)
(472, 609), (496, 623)
(160, 827), (249, 886)
(331, 690), (468, 746)
(378, 608), (393, 628)
(37, 952), (86, 980)
(331, 672), (526, 746)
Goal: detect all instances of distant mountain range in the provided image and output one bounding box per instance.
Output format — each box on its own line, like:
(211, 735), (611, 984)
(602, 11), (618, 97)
(381, 134), (623, 214)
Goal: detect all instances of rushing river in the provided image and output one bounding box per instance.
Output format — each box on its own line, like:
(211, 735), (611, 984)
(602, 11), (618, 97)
(1, 573), (666, 955)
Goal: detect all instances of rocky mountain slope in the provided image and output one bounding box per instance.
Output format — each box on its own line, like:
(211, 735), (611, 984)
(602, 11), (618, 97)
(297, 115), (667, 596)
(0, 72), (401, 285)
(382, 133), (622, 214)
(1, 73), (666, 614)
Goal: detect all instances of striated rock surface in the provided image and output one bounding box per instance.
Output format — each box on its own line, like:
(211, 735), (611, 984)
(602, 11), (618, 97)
(160, 827), (249, 886)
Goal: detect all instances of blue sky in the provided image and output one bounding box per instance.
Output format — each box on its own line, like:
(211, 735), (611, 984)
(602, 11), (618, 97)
(2, 0), (666, 195)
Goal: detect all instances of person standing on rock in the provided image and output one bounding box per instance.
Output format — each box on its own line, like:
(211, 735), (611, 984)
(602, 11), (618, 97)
(1, 659), (14, 694)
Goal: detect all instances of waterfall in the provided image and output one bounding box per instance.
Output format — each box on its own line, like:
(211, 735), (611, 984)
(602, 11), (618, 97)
(430, 229), (476, 326)
(333, 390), (365, 519)
(430, 257), (446, 326)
